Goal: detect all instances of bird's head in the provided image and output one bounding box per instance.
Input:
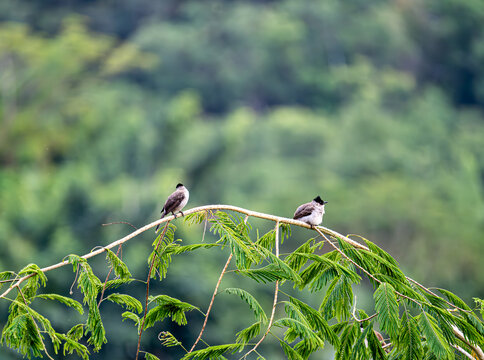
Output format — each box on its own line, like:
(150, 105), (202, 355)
(314, 196), (328, 205)
(176, 183), (184, 189)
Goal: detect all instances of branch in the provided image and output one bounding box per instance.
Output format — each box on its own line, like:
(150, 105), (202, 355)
(452, 325), (484, 360)
(189, 253), (233, 353)
(0, 204), (364, 300)
(136, 221), (171, 360)
(241, 221), (280, 359)
(0, 204), (482, 359)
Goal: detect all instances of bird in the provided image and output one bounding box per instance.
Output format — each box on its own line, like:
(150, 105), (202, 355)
(155, 183), (189, 232)
(293, 196), (328, 227)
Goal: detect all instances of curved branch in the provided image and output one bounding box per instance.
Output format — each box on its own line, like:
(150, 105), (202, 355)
(0, 204), (365, 300)
(189, 253), (233, 353)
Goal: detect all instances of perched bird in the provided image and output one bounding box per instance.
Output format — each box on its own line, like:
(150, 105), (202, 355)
(293, 196), (328, 227)
(155, 183), (189, 231)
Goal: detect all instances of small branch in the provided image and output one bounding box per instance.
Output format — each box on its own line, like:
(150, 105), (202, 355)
(351, 295), (378, 323)
(135, 221), (170, 360)
(189, 253), (233, 353)
(452, 344), (477, 360)
(98, 244), (123, 308)
(241, 221), (280, 359)
(102, 221), (139, 230)
(452, 325), (484, 360)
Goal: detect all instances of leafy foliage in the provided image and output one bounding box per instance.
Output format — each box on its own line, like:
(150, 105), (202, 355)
(1, 211), (483, 360)
(223, 288), (267, 323)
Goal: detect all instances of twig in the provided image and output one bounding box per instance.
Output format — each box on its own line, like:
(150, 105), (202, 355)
(135, 221), (170, 360)
(452, 344), (477, 360)
(189, 253), (233, 353)
(452, 325), (484, 360)
(102, 221), (139, 230)
(241, 221), (280, 359)
(98, 244), (123, 308)
(351, 295), (378, 323)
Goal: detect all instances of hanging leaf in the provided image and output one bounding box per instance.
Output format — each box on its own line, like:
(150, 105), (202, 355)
(374, 283), (400, 339)
(105, 248), (131, 280)
(223, 288), (267, 323)
(418, 311), (452, 359)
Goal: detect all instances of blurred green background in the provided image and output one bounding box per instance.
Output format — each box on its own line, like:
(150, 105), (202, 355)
(1, 0), (484, 359)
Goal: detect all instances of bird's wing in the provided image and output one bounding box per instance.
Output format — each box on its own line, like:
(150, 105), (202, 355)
(163, 191), (185, 214)
(293, 203), (314, 219)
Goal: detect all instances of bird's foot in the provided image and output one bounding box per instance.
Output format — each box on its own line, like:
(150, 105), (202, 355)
(179, 211), (185, 217)
(172, 212), (178, 219)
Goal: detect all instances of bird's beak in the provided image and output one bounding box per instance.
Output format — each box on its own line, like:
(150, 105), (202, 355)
(323, 201), (328, 205)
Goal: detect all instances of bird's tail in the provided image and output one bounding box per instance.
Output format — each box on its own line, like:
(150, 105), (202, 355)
(155, 209), (166, 232)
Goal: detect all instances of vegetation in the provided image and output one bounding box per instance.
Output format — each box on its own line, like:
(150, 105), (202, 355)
(1, 0), (484, 358)
(1, 207), (483, 359)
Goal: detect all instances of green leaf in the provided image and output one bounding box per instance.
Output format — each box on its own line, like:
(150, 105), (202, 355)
(273, 317), (324, 349)
(103, 278), (134, 290)
(289, 296), (339, 346)
(145, 295), (198, 327)
(122, 311), (141, 330)
(418, 311), (452, 359)
(238, 263), (295, 283)
(184, 211), (208, 225)
(105, 248), (131, 280)
(67, 324), (84, 341)
(436, 288), (471, 311)
(284, 238), (321, 273)
(397, 311), (423, 360)
(55, 332), (90, 360)
(374, 283), (400, 339)
(35, 293), (84, 314)
(167, 243), (220, 255)
(105, 293), (142, 313)
(349, 324), (371, 360)
(366, 325), (388, 360)
(181, 343), (243, 359)
(86, 301), (107, 350)
(159, 331), (183, 347)
(210, 212), (257, 269)
(320, 274), (354, 321)
(223, 288), (267, 323)
(279, 340), (304, 360)
(1, 314), (44, 359)
(235, 322), (261, 344)
(0, 271), (16, 291)
(335, 322), (359, 360)
(256, 229), (276, 252)
(144, 351), (161, 360)
(148, 223), (178, 280)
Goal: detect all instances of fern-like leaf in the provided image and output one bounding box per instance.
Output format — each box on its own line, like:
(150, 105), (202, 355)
(223, 288), (267, 323)
(235, 322), (261, 344)
(145, 295), (198, 327)
(181, 343), (243, 359)
(374, 283), (400, 339)
(159, 331), (183, 347)
(418, 311), (452, 359)
(280, 340), (304, 360)
(397, 310), (423, 360)
(35, 293), (84, 314)
(105, 248), (131, 279)
(105, 293), (142, 313)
